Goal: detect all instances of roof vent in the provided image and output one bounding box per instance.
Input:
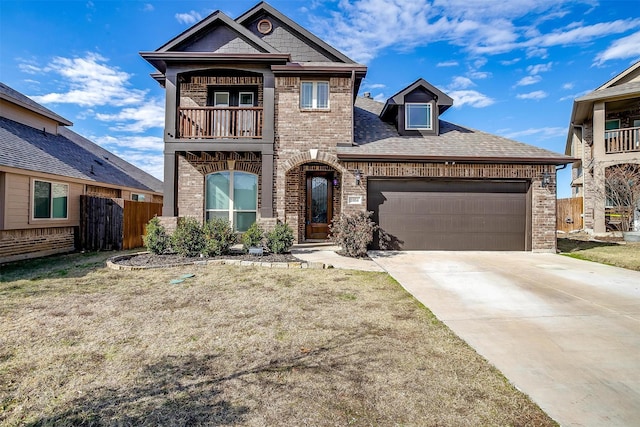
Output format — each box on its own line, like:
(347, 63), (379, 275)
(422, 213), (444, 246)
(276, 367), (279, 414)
(257, 19), (273, 35)
(363, 92), (372, 99)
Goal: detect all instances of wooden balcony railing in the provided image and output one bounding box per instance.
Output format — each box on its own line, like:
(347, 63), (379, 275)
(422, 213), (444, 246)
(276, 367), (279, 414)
(178, 107), (263, 139)
(605, 126), (640, 154)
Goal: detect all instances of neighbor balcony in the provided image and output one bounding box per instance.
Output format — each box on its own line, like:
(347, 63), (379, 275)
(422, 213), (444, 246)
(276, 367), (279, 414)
(178, 106), (264, 139)
(605, 126), (640, 154)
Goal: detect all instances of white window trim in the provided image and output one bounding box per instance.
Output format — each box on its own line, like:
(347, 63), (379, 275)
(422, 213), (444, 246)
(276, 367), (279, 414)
(300, 81), (330, 110)
(214, 92), (230, 107)
(405, 103), (433, 130)
(131, 193), (145, 201)
(32, 179), (69, 220)
(239, 92), (254, 107)
(206, 171), (258, 231)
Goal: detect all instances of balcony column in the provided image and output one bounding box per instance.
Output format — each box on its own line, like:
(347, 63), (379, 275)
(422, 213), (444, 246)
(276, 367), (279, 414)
(261, 153), (274, 218)
(593, 102), (606, 233)
(162, 152), (177, 217)
(164, 70), (178, 141)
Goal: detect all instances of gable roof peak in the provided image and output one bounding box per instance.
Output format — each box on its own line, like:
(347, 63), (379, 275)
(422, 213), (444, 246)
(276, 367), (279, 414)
(236, 1), (357, 64)
(596, 60), (640, 91)
(155, 9), (276, 54)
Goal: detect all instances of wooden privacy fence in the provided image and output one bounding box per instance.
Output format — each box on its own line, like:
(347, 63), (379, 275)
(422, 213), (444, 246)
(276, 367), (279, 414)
(80, 196), (162, 251)
(123, 199), (163, 249)
(557, 197), (583, 232)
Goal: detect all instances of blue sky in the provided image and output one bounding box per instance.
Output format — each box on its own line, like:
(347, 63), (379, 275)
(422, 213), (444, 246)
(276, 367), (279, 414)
(2, 0), (640, 198)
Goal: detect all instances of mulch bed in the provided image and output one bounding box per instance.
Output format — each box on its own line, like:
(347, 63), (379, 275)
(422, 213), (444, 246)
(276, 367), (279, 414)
(113, 252), (302, 267)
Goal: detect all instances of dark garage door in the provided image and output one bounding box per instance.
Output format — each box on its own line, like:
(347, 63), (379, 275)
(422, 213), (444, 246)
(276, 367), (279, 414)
(367, 179), (530, 251)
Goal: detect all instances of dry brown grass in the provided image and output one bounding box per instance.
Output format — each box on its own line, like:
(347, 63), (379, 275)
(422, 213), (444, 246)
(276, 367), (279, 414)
(558, 236), (640, 271)
(1, 252), (556, 426)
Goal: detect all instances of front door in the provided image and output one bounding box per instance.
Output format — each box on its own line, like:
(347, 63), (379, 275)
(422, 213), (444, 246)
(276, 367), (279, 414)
(306, 172), (333, 240)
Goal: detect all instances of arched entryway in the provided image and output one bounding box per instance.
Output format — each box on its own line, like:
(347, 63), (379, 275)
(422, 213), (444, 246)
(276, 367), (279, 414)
(285, 163), (342, 242)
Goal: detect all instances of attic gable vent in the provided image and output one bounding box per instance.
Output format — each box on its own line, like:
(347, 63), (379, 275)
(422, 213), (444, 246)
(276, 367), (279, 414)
(257, 19), (273, 35)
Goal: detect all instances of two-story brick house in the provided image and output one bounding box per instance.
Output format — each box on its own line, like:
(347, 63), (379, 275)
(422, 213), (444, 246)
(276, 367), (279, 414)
(142, 1), (572, 251)
(566, 60), (640, 234)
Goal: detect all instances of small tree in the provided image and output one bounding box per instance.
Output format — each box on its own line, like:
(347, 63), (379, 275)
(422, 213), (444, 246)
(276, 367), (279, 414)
(265, 222), (294, 254)
(143, 216), (170, 254)
(605, 164), (640, 232)
(172, 217), (205, 257)
(241, 222), (264, 252)
(202, 218), (237, 256)
(330, 211), (377, 258)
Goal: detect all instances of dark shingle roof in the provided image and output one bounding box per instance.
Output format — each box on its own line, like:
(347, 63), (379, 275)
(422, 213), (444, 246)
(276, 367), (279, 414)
(0, 117), (163, 193)
(340, 97), (573, 164)
(0, 82), (72, 126)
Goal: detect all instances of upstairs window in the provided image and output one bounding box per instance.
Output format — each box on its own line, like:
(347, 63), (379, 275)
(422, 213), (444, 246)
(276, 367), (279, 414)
(301, 81), (329, 109)
(131, 193), (145, 202)
(33, 180), (68, 219)
(405, 103), (432, 130)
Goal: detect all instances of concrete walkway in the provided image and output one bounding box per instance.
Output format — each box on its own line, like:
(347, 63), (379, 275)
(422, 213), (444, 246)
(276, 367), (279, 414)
(369, 251), (640, 427)
(291, 243), (384, 272)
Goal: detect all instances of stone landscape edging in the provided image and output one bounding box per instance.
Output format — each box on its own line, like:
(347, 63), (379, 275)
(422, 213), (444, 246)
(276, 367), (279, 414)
(106, 252), (331, 271)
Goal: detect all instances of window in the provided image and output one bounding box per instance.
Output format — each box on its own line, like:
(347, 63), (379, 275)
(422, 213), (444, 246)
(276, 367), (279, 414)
(300, 81), (329, 109)
(206, 171), (257, 232)
(131, 193), (145, 202)
(405, 103), (432, 130)
(214, 92), (229, 106)
(33, 180), (68, 219)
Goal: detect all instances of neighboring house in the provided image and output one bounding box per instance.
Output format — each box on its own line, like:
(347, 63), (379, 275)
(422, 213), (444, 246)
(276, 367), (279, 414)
(141, 1), (572, 251)
(0, 82), (163, 263)
(566, 61), (640, 233)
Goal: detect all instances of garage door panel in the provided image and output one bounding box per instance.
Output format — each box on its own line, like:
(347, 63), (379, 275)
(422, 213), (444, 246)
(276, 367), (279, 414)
(368, 179), (529, 251)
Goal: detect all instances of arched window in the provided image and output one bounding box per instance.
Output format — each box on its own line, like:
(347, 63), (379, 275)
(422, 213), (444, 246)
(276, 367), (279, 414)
(206, 171), (257, 232)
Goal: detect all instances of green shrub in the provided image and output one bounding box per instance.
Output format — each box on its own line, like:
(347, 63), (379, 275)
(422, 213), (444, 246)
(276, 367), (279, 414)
(202, 217), (237, 256)
(172, 217), (205, 257)
(143, 216), (170, 254)
(330, 211), (377, 258)
(241, 222), (264, 252)
(265, 222), (294, 254)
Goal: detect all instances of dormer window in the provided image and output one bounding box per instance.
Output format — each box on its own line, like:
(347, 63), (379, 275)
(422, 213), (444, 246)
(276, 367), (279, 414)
(405, 103), (432, 130)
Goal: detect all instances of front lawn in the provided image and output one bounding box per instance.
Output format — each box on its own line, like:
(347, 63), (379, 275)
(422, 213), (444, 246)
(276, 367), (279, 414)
(558, 236), (640, 271)
(1, 252), (555, 426)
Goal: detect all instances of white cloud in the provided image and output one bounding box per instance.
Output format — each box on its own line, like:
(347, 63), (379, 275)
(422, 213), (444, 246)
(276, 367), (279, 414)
(448, 76), (475, 90)
(595, 31), (640, 65)
(108, 148), (164, 180)
(449, 90), (495, 108)
(175, 11), (202, 25)
(29, 53), (147, 107)
(500, 58), (521, 66)
(437, 60), (459, 67)
(517, 90), (548, 100)
(515, 75), (542, 86)
(364, 83), (386, 89)
(501, 126), (566, 139)
(320, 0), (627, 62)
(562, 82), (574, 90)
(467, 70), (491, 79)
(95, 100), (165, 133)
(143, 4), (154, 12)
(527, 62), (553, 74)
(95, 135), (164, 151)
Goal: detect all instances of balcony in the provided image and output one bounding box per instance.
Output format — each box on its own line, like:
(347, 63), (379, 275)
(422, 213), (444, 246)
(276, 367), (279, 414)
(605, 126), (640, 154)
(178, 107), (263, 139)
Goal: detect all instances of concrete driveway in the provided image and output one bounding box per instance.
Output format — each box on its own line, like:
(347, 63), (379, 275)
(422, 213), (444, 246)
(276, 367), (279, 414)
(370, 251), (640, 427)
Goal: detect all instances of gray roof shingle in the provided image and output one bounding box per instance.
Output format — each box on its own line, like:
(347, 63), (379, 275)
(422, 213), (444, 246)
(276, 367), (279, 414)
(0, 117), (163, 193)
(340, 97), (573, 164)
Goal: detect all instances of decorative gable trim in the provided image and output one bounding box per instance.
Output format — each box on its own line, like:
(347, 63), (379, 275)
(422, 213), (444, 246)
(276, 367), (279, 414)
(236, 1), (357, 64)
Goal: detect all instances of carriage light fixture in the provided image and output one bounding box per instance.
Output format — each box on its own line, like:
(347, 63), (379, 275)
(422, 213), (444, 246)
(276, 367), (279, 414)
(541, 172), (551, 188)
(354, 170), (362, 186)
